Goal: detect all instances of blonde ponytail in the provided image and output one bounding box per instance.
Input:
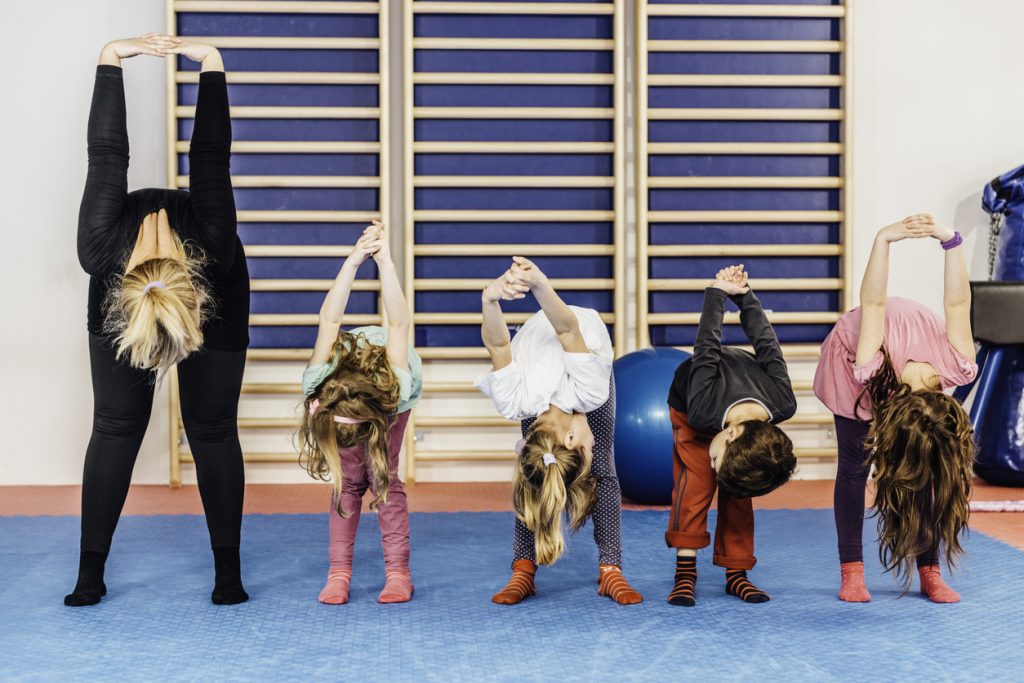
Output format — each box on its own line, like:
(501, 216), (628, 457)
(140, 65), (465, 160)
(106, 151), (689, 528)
(513, 429), (595, 565)
(104, 237), (210, 371)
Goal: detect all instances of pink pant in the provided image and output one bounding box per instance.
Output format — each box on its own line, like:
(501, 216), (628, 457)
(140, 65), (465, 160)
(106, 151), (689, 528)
(328, 411), (411, 572)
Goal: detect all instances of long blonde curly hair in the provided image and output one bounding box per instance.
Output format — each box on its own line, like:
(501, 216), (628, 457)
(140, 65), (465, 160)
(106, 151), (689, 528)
(298, 331), (401, 516)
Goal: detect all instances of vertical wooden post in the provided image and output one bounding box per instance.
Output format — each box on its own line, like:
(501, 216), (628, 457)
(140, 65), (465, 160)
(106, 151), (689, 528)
(169, 368), (182, 488)
(166, 0), (182, 488)
(634, 0), (650, 350)
(402, 0), (417, 484)
(378, 0), (392, 323)
(840, 0), (854, 311)
(613, 0), (627, 356)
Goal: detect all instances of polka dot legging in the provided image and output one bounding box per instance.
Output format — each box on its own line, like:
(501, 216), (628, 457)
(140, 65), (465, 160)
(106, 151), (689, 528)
(512, 376), (622, 567)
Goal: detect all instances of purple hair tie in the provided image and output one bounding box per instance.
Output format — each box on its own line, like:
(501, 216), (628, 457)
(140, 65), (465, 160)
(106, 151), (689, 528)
(143, 280), (166, 293)
(940, 231), (963, 250)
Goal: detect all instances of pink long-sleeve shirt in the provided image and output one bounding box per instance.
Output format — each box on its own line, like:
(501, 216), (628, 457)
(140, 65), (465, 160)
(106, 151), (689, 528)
(813, 297), (978, 420)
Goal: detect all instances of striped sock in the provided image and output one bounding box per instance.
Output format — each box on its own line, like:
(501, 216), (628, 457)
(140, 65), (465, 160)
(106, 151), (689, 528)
(318, 567), (352, 605)
(667, 557), (697, 607)
(597, 565), (643, 605)
(725, 570), (770, 603)
(492, 560), (536, 605)
(378, 570), (414, 604)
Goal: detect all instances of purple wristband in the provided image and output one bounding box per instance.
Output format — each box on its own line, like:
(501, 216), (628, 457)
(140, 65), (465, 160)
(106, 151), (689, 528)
(941, 231), (963, 250)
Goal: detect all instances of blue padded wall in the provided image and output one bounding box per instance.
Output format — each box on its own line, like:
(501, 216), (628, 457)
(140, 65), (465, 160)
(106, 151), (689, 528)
(639, 0), (846, 348)
(175, 4), (388, 350)
(408, 0), (624, 351)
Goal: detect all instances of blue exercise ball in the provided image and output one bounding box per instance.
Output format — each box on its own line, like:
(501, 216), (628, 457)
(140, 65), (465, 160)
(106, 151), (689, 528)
(613, 347), (691, 505)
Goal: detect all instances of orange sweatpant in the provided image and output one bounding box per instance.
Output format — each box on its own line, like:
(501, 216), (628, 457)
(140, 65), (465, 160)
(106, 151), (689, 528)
(664, 408), (756, 570)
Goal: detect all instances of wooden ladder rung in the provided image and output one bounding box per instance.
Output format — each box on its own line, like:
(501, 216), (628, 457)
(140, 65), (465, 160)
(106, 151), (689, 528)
(414, 416), (518, 428)
(181, 452), (298, 464)
(241, 383), (303, 395)
(795, 448), (838, 459)
(783, 414), (834, 427)
(414, 451), (516, 462)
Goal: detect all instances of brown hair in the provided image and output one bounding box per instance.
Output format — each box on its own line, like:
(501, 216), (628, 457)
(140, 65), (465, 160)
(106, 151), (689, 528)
(716, 421), (796, 499)
(103, 235), (210, 372)
(513, 427), (596, 565)
(858, 348), (974, 586)
(298, 331), (401, 516)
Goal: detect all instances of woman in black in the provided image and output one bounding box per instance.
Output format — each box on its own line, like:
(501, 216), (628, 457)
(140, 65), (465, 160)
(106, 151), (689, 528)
(68, 34), (249, 606)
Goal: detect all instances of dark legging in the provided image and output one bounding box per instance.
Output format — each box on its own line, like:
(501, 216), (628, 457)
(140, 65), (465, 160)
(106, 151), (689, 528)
(80, 333), (246, 553)
(513, 377), (622, 567)
(833, 415), (937, 566)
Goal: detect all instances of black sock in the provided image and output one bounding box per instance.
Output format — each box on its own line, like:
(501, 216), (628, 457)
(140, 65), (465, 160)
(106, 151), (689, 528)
(668, 556), (697, 607)
(211, 546), (249, 605)
(725, 569), (770, 603)
(64, 551), (108, 607)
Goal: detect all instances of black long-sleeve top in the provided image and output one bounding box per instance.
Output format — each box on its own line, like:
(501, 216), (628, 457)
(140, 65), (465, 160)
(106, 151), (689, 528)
(667, 288), (797, 434)
(78, 65), (249, 351)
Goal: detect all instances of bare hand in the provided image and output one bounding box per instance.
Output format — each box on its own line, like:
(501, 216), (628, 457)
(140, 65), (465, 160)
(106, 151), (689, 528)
(710, 264), (749, 296)
(348, 224), (384, 267)
(367, 220), (393, 266)
(483, 269), (529, 303)
(508, 256), (548, 290)
(877, 214), (948, 243)
(927, 218), (956, 242)
(160, 37), (219, 64)
(102, 34), (180, 61)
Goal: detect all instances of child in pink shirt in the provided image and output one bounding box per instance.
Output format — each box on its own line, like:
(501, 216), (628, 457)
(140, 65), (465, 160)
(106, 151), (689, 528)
(814, 214), (977, 604)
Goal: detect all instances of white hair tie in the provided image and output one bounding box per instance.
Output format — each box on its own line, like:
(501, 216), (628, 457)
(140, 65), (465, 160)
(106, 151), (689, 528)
(542, 453), (556, 467)
(143, 280), (166, 294)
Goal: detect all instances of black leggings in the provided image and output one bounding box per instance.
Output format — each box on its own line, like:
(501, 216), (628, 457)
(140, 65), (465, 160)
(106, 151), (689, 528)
(80, 334), (246, 554)
(833, 415), (938, 566)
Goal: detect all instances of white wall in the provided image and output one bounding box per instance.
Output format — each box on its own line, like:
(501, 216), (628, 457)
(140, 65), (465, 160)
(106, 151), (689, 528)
(0, 1), (168, 484)
(848, 0), (1022, 301)
(1, 0), (1021, 484)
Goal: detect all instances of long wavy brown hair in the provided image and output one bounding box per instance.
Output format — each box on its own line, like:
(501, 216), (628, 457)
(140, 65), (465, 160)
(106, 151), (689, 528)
(856, 348), (974, 587)
(513, 427), (596, 565)
(298, 331), (401, 517)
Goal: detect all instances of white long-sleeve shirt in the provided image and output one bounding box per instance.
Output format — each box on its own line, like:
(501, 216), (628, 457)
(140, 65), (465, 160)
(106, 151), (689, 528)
(475, 306), (614, 420)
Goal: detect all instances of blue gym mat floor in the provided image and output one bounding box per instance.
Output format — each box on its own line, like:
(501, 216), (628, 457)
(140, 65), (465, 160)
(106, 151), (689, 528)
(1, 508), (1021, 682)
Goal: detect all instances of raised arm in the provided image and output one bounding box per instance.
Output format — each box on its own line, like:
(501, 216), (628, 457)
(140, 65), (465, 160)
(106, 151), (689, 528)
(854, 216), (929, 366)
(723, 265), (791, 387)
(166, 39), (237, 272)
(933, 221), (975, 360)
(685, 271), (742, 411)
(369, 222), (412, 371)
(509, 256), (588, 353)
(308, 226), (382, 366)
(78, 36), (174, 277)
(480, 266), (527, 371)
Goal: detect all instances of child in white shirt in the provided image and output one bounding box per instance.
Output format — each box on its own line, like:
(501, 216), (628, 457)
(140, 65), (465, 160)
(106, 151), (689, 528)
(476, 257), (642, 606)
